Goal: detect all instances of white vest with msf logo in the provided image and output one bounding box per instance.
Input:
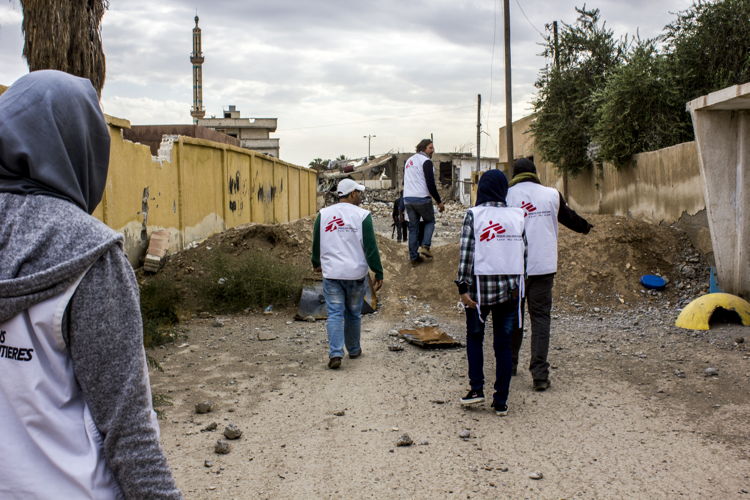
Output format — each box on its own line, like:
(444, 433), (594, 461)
(507, 182), (560, 275)
(403, 153), (431, 198)
(470, 205), (525, 276)
(320, 203), (371, 280)
(0, 273), (122, 499)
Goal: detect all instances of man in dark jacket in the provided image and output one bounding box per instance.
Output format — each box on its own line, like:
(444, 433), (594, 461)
(507, 158), (593, 391)
(403, 139), (445, 264)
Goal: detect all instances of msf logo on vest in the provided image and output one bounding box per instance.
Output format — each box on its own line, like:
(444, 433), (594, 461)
(520, 201), (537, 217)
(479, 221), (505, 242)
(324, 216), (345, 232)
(406, 159), (415, 169)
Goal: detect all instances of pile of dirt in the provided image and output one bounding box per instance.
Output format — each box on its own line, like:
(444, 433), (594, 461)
(555, 214), (709, 311)
(143, 210), (709, 317)
(144, 217), (318, 312)
(376, 213), (709, 314)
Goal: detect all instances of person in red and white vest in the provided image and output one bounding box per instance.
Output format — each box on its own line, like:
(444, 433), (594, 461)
(312, 179), (384, 370)
(506, 158), (593, 391)
(455, 169), (527, 416)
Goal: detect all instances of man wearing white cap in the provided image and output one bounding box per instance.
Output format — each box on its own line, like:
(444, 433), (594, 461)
(312, 179), (384, 369)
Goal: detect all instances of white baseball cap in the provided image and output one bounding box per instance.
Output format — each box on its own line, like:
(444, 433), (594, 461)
(337, 178), (366, 197)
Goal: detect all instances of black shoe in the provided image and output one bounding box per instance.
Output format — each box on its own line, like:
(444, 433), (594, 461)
(533, 379), (550, 391)
(349, 350), (362, 359)
(460, 390), (485, 406)
(410, 256), (424, 266)
(491, 402), (509, 416)
(328, 357), (342, 369)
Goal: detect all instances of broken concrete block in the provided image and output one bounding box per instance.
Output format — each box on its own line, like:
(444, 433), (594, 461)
(144, 229), (170, 273)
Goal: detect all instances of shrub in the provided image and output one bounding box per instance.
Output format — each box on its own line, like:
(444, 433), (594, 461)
(530, 6), (624, 175)
(591, 40), (691, 167)
(140, 277), (181, 348)
(194, 250), (305, 313)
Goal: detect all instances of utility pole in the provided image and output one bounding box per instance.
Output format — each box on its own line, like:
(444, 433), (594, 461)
(553, 20), (559, 67)
(552, 20), (568, 198)
(476, 94), (481, 172)
(363, 134), (376, 160)
(503, 0), (514, 170)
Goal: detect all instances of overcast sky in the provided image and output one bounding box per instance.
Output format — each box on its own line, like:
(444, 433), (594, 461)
(0, 0), (694, 166)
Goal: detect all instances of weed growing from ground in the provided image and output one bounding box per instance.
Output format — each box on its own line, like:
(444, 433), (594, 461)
(195, 250), (305, 313)
(140, 277), (181, 348)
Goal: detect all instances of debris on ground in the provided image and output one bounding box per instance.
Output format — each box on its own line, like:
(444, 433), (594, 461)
(144, 229), (170, 273)
(398, 326), (462, 348)
(257, 331), (278, 341)
(296, 278), (379, 320)
(214, 440), (230, 454)
(396, 434), (414, 447)
(195, 401), (213, 414)
(223, 424), (243, 440)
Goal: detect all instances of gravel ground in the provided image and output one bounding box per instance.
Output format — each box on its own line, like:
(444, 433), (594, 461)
(145, 202), (750, 498)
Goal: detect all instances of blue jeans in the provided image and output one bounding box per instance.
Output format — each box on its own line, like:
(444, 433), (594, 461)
(323, 278), (366, 358)
(465, 300), (517, 406)
(404, 197), (435, 261)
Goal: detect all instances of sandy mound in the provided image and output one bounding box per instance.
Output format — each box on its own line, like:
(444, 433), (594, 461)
(144, 211), (708, 316)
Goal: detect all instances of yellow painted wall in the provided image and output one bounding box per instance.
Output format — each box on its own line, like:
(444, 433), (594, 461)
(97, 116), (317, 264)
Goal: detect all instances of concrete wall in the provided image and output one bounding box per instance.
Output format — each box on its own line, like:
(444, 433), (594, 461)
(98, 115), (317, 264)
(499, 115), (705, 225)
(688, 83), (750, 298)
(457, 158), (499, 206)
(124, 125), (240, 155)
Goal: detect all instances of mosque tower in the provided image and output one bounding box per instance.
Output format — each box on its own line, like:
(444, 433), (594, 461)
(190, 15), (205, 123)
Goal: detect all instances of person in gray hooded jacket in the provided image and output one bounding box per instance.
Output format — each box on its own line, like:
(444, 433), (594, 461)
(0, 71), (181, 499)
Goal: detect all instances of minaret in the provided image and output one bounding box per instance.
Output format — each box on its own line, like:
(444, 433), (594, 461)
(190, 15), (205, 123)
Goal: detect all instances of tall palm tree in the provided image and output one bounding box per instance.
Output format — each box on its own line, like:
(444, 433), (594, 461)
(19, 0), (109, 95)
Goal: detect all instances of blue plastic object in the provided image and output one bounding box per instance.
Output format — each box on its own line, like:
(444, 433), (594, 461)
(709, 267), (723, 293)
(640, 274), (667, 290)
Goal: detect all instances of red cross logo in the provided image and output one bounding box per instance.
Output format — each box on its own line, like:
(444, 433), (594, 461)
(325, 216), (345, 232)
(520, 201), (537, 216)
(479, 220), (505, 242)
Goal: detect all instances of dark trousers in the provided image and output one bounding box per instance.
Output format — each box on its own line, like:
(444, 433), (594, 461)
(511, 273), (554, 381)
(466, 300), (516, 406)
(405, 201), (435, 260)
(396, 221), (408, 242)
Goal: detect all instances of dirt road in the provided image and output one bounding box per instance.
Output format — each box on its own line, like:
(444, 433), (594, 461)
(147, 209), (749, 498)
(150, 306), (750, 499)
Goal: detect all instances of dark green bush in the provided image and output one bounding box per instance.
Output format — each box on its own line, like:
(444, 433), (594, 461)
(140, 277), (181, 348)
(194, 250), (305, 313)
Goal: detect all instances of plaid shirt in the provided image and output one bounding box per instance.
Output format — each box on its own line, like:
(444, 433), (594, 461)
(455, 201), (527, 306)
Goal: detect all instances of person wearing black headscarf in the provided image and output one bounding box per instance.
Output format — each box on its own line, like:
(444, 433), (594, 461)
(455, 169), (527, 416)
(0, 71), (181, 498)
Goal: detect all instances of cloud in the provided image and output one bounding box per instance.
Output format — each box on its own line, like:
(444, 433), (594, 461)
(0, 0), (696, 165)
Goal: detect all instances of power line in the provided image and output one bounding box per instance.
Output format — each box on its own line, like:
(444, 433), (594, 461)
(513, 0), (546, 41)
(485, 0), (500, 157)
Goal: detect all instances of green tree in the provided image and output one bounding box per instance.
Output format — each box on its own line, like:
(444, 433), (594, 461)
(664, 0), (750, 103)
(591, 40), (689, 167)
(19, 0), (109, 95)
(308, 158), (329, 171)
(530, 6), (624, 175)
